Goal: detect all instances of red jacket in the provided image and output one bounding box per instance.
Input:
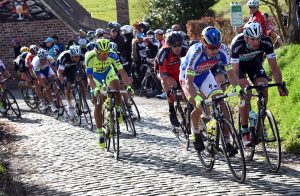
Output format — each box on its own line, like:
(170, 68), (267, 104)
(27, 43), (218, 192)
(250, 11), (268, 36)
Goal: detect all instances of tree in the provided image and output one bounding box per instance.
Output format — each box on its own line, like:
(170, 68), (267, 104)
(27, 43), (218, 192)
(143, 0), (217, 30)
(261, 0), (300, 43)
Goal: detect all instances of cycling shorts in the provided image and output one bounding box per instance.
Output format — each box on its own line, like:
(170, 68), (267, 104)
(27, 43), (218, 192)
(239, 60), (268, 83)
(35, 66), (55, 79)
(93, 66), (119, 87)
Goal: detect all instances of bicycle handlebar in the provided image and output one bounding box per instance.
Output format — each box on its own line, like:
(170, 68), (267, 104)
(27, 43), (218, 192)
(244, 82), (286, 91)
(203, 92), (237, 104)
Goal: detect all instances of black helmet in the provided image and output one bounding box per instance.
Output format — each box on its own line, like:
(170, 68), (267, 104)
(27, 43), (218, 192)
(108, 22), (121, 31)
(146, 30), (154, 36)
(166, 31), (183, 46)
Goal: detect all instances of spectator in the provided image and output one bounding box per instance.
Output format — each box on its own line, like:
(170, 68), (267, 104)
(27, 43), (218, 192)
(110, 28), (126, 62)
(121, 25), (134, 76)
(75, 29), (89, 54)
(44, 37), (60, 60)
(154, 29), (165, 48)
(12, 37), (22, 58)
(247, 0), (267, 36)
(52, 35), (64, 53)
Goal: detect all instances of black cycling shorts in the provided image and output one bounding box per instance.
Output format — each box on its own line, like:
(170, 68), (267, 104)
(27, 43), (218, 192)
(239, 59), (268, 83)
(64, 66), (82, 83)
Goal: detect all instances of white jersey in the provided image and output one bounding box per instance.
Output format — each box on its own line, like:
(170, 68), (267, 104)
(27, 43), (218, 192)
(32, 55), (55, 72)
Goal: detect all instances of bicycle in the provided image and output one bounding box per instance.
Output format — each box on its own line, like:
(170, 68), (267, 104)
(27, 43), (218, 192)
(98, 86), (128, 160)
(171, 86), (192, 150)
(19, 79), (39, 110)
(239, 83), (286, 172)
(139, 63), (161, 98)
(121, 95), (136, 137)
(197, 92), (246, 183)
(0, 77), (21, 117)
(69, 77), (93, 131)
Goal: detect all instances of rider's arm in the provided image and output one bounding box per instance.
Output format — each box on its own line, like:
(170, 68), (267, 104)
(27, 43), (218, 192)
(227, 63), (240, 87)
(267, 57), (282, 84)
(85, 52), (96, 89)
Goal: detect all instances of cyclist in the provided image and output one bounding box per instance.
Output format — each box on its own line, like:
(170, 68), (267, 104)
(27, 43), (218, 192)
(85, 38), (132, 150)
(95, 28), (106, 40)
(24, 45), (39, 84)
(57, 45), (87, 118)
(120, 25), (134, 76)
(76, 29), (89, 55)
(181, 26), (240, 152)
(32, 48), (58, 112)
(0, 60), (12, 113)
(230, 21), (288, 147)
(14, 46), (29, 82)
(155, 31), (188, 127)
(247, 0), (267, 36)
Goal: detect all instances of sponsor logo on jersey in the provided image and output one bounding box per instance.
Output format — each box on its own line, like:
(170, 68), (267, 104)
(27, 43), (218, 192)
(195, 59), (219, 73)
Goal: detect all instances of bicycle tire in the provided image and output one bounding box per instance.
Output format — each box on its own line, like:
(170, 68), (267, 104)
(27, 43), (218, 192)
(140, 75), (157, 98)
(174, 104), (189, 150)
(81, 94), (93, 131)
(220, 118), (246, 183)
(102, 104), (111, 152)
(197, 119), (215, 170)
(21, 85), (38, 109)
(53, 85), (65, 119)
(122, 98), (136, 137)
(5, 89), (21, 117)
(260, 110), (281, 172)
(72, 87), (82, 126)
(129, 97), (140, 121)
(111, 105), (120, 160)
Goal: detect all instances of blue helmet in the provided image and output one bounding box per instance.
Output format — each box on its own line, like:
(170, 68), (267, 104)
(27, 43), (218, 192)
(201, 26), (222, 46)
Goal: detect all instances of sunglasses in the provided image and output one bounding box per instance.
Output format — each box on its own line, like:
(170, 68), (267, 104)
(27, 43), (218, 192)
(205, 44), (221, 50)
(249, 6), (257, 9)
(171, 43), (182, 48)
(97, 51), (109, 55)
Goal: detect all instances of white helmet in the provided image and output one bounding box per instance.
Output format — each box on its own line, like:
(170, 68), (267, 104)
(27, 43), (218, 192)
(247, 0), (259, 8)
(69, 45), (81, 56)
(110, 42), (118, 51)
(29, 45), (39, 54)
(243, 21), (262, 38)
(120, 25), (132, 34)
(37, 49), (48, 60)
(154, 29), (164, 35)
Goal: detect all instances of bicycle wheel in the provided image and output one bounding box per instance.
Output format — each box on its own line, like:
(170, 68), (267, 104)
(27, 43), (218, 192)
(140, 75), (157, 98)
(102, 104), (111, 152)
(196, 119), (215, 170)
(129, 97), (140, 121)
(174, 103), (189, 150)
(81, 94), (93, 131)
(260, 110), (281, 172)
(110, 105), (120, 160)
(224, 100), (234, 124)
(53, 86), (65, 119)
(5, 89), (21, 117)
(220, 118), (246, 183)
(72, 88), (82, 126)
(238, 114), (255, 160)
(122, 98), (136, 137)
(21, 85), (38, 109)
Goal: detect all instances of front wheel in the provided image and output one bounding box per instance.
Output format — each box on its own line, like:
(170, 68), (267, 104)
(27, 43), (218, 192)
(5, 89), (21, 117)
(220, 118), (246, 183)
(111, 106), (120, 160)
(260, 110), (281, 172)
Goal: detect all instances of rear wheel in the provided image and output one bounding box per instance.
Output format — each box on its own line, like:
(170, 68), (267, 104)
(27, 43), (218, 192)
(122, 98), (136, 137)
(238, 114), (255, 160)
(5, 89), (21, 117)
(21, 85), (38, 109)
(220, 118), (246, 183)
(260, 110), (281, 172)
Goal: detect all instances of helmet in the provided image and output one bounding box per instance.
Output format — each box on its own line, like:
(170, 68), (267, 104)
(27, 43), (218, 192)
(139, 22), (149, 30)
(166, 28), (173, 34)
(201, 26), (222, 46)
(154, 29), (164, 35)
(20, 46), (29, 53)
(29, 45), (39, 54)
(87, 31), (95, 39)
(87, 42), (95, 51)
(143, 37), (152, 43)
(171, 24), (181, 31)
(108, 22), (121, 31)
(37, 49), (48, 60)
(136, 32), (144, 39)
(120, 25), (132, 34)
(166, 31), (183, 46)
(146, 30), (154, 36)
(69, 45), (81, 56)
(247, 0), (259, 8)
(243, 21), (262, 38)
(95, 28), (106, 36)
(110, 42), (118, 51)
(94, 38), (110, 52)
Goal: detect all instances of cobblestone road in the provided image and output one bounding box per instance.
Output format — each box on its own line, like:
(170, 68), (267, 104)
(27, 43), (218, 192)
(2, 91), (300, 195)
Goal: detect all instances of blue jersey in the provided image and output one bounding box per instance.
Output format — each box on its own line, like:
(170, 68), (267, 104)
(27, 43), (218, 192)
(180, 43), (230, 85)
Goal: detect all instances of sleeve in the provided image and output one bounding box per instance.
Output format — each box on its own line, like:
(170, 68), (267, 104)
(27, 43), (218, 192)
(109, 51), (123, 71)
(219, 44), (232, 71)
(186, 45), (199, 76)
(85, 51), (94, 75)
(230, 37), (242, 64)
(262, 37), (276, 59)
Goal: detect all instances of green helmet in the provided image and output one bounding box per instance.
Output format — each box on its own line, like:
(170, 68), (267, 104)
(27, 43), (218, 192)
(95, 38), (110, 52)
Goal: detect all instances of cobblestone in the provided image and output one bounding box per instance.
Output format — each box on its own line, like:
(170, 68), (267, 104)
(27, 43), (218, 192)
(1, 93), (300, 195)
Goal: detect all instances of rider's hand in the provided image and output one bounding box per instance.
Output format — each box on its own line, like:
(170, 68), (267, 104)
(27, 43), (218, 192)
(195, 95), (202, 109)
(126, 85), (134, 95)
(233, 85), (245, 96)
(278, 85), (288, 96)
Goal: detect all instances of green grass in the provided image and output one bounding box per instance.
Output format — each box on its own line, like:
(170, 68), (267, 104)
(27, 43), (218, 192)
(0, 164), (5, 175)
(263, 44), (300, 154)
(212, 0), (287, 18)
(76, 0), (148, 25)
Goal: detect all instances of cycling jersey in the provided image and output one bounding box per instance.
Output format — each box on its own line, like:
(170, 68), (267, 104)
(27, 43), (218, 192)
(13, 52), (29, 72)
(231, 33), (274, 82)
(183, 43), (230, 85)
(250, 11), (267, 36)
(57, 51), (84, 70)
(156, 46), (187, 81)
(32, 56), (56, 79)
(231, 33), (275, 63)
(85, 50), (123, 87)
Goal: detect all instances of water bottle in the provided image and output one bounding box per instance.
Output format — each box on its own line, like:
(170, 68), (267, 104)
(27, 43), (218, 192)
(249, 110), (258, 128)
